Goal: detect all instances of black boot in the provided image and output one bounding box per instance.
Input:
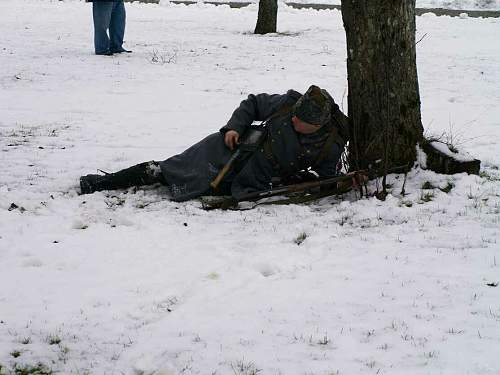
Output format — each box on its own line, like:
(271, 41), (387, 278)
(80, 174), (107, 194)
(79, 161), (164, 194)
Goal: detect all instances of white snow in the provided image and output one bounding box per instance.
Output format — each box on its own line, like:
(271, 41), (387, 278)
(205, 0), (500, 11)
(430, 140), (477, 162)
(1, 1), (500, 374)
(417, 0), (500, 10)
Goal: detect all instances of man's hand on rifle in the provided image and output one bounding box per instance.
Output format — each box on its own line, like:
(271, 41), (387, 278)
(224, 130), (240, 150)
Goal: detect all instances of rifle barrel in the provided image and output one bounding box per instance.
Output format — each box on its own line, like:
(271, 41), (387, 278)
(234, 165), (408, 203)
(205, 164), (409, 210)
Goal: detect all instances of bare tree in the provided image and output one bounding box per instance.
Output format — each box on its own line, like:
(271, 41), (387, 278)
(254, 0), (278, 34)
(341, 1), (424, 173)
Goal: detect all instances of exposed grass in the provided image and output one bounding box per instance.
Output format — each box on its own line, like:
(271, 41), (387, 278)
(231, 359), (261, 375)
(13, 363), (52, 375)
(439, 182), (455, 193)
(317, 332), (330, 345)
(421, 181), (435, 190)
(425, 120), (470, 155)
(148, 48), (178, 65)
(400, 200), (413, 208)
(46, 335), (61, 345)
(479, 170), (500, 181)
(420, 191), (435, 203)
(294, 232), (308, 245)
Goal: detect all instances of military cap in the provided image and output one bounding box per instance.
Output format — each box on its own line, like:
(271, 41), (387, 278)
(293, 85), (331, 126)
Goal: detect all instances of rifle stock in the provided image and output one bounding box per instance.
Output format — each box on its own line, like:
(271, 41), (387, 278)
(210, 149), (241, 190)
(210, 127), (266, 190)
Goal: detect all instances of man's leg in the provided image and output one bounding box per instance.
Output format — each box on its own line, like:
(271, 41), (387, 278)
(92, 2), (113, 55)
(80, 161), (165, 194)
(109, 1), (129, 53)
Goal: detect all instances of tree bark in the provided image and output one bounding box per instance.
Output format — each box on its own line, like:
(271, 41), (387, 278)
(341, 1), (424, 171)
(254, 0), (277, 34)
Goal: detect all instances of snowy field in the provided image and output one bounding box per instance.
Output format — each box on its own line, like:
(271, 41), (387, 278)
(402, 0), (500, 9)
(1, 1), (500, 374)
(206, 0), (500, 10)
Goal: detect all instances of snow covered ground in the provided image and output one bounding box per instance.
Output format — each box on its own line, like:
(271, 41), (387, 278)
(416, 0), (500, 9)
(174, 0), (500, 11)
(1, 1), (500, 374)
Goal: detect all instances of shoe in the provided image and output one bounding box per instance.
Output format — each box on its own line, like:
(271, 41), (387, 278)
(111, 48), (132, 54)
(80, 174), (105, 194)
(95, 51), (113, 56)
(80, 162), (162, 195)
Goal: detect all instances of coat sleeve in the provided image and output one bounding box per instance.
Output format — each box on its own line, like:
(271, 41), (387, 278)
(220, 93), (286, 136)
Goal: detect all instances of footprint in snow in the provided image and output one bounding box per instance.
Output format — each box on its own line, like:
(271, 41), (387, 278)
(22, 258), (43, 267)
(254, 262), (279, 277)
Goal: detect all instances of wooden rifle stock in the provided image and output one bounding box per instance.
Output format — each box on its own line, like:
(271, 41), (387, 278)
(210, 149), (242, 190)
(210, 127), (266, 190)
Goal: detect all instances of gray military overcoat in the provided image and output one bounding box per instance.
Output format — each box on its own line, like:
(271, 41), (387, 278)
(159, 90), (345, 202)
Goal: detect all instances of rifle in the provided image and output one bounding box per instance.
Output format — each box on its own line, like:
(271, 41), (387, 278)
(210, 126), (265, 190)
(210, 104), (294, 190)
(202, 164), (409, 210)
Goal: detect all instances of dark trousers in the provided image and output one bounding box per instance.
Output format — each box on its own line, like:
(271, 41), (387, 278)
(92, 1), (126, 54)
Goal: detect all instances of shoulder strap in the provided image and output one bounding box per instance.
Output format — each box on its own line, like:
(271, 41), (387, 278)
(266, 104), (293, 123)
(263, 91), (299, 124)
(313, 126), (345, 167)
(261, 103), (294, 172)
(262, 90), (301, 124)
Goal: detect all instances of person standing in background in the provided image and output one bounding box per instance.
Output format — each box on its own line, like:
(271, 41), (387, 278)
(88, 0), (131, 55)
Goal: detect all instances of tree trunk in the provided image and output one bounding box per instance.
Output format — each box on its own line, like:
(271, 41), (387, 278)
(254, 0), (277, 34)
(341, 1), (424, 171)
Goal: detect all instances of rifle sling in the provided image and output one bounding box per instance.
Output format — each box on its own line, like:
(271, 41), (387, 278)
(261, 105), (294, 173)
(312, 125), (345, 167)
